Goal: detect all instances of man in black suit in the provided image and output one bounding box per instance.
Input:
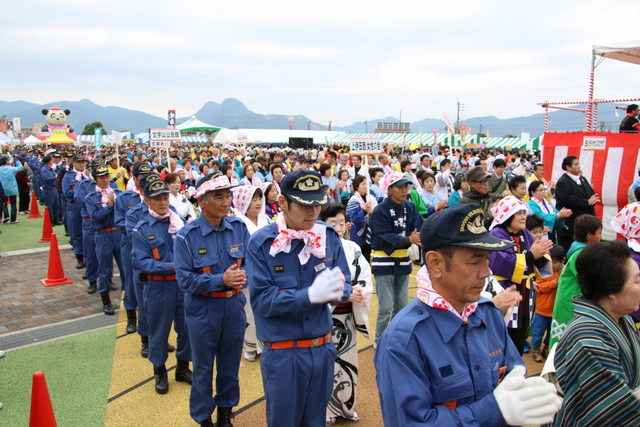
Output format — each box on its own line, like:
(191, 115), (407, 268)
(555, 155), (600, 251)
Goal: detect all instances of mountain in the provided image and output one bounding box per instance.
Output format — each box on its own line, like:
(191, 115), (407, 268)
(0, 98), (626, 136)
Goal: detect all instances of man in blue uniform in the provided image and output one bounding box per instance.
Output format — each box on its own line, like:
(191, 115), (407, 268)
(132, 179), (191, 395)
(62, 155), (89, 269)
(115, 162), (153, 334)
(247, 170), (352, 427)
(370, 171), (423, 345)
(85, 164), (122, 315)
(40, 155), (61, 225)
(174, 172), (249, 427)
(374, 204), (562, 426)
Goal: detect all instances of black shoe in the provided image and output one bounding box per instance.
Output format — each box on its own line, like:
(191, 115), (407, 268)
(217, 407), (234, 427)
(109, 279), (118, 291)
(87, 281), (97, 294)
(100, 293), (115, 315)
(200, 417), (215, 427)
(125, 310), (137, 334)
(175, 359), (192, 384)
(82, 273), (87, 279)
(153, 365), (169, 394)
(2, 218), (9, 224)
(167, 343), (175, 352)
(75, 254), (85, 269)
(141, 336), (149, 358)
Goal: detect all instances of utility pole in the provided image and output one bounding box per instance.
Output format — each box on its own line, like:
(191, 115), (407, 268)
(364, 121), (368, 133)
(456, 99), (461, 134)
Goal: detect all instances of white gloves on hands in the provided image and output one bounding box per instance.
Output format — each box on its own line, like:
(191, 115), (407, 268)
(308, 267), (345, 304)
(494, 365), (563, 426)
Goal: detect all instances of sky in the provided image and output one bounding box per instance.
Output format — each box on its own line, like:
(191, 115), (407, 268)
(3, 0), (640, 126)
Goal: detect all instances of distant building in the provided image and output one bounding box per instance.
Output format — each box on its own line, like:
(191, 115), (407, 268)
(375, 121), (410, 134)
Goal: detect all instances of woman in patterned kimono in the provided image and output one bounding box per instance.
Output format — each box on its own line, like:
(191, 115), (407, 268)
(488, 196), (553, 355)
(232, 184), (271, 362)
(320, 203), (372, 425)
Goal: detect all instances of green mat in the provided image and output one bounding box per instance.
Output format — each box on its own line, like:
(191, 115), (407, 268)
(0, 327), (116, 426)
(0, 213), (57, 252)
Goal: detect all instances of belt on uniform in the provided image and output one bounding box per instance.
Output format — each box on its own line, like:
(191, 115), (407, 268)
(84, 217), (92, 221)
(98, 227), (119, 232)
(47, 187), (57, 190)
(198, 289), (240, 298)
(146, 274), (176, 281)
(264, 332), (332, 349)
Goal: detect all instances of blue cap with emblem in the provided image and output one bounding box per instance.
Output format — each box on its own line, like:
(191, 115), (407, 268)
(280, 169), (329, 206)
(420, 204), (515, 252)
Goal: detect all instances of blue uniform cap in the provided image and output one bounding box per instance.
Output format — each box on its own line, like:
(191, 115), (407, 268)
(280, 170), (329, 206)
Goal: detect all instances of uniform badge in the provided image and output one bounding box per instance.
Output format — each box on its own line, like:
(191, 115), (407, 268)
(230, 247), (238, 254)
(198, 248), (207, 254)
(314, 262), (326, 273)
(148, 235), (155, 240)
(274, 265), (285, 272)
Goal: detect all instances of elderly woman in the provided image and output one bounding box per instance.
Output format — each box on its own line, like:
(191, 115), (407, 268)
(488, 196), (553, 354)
(611, 202), (640, 325)
(320, 203), (371, 425)
(346, 175), (377, 261)
(232, 185), (272, 362)
(554, 241), (640, 426)
(165, 173), (196, 222)
(239, 163), (262, 187)
(528, 180), (571, 242)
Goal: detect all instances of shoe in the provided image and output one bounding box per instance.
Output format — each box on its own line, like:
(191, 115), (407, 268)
(83, 273), (87, 279)
(2, 218), (9, 224)
(141, 336), (149, 358)
(153, 364), (169, 394)
(175, 359), (193, 384)
(244, 351), (256, 362)
(345, 411), (359, 422)
(541, 344), (549, 359)
(75, 254), (85, 269)
(9, 221), (19, 224)
(125, 310), (137, 334)
(532, 347), (543, 363)
(19, 211), (27, 215)
(326, 416), (336, 425)
(100, 293), (115, 315)
(87, 281), (97, 294)
(200, 418), (214, 427)
(217, 407), (234, 427)
(167, 343), (175, 352)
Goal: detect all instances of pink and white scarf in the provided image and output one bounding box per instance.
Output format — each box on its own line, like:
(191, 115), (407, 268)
(269, 212), (326, 265)
(611, 202), (640, 252)
(95, 186), (115, 206)
(75, 170), (89, 181)
(148, 208), (184, 234)
(353, 191), (367, 209)
(416, 265), (477, 322)
(132, 187), (143, 202)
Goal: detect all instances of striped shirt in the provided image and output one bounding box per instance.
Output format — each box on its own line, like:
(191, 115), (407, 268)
(555, 297), (640, 426)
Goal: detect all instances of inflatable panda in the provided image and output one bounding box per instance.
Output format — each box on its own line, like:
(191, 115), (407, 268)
(41, 107), (74, 134)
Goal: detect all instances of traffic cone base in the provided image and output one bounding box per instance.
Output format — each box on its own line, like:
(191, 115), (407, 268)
(41, 233), (72, 287)
(27, 191), (43, 219)
(29, 371), (58, 427)
(39, 207), (53, 243)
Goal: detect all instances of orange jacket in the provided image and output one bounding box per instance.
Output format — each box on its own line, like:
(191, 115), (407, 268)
(535, 272), (559, 317)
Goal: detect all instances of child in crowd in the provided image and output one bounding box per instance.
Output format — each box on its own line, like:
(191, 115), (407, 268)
(530, 244), (566, 362)
(526, 214), (545, 241)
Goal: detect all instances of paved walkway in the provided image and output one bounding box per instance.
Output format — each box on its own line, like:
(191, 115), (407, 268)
(0, 247), (121, 336)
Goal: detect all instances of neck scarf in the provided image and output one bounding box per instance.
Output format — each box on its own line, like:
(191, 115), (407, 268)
(269, 212), (326, 265)
(148, 207), (184, 234)
(75, 170), (89, 181)
(95, 186), (115, 206)
(532, 196), (554, 214)
(416, 266), (477, 322)
(353, 190), (367, 209)
(132, 187), (143, 202)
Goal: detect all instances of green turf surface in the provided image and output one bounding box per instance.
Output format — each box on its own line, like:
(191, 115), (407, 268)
(0, 212), (61, 252)
(0, 327), (116, 426)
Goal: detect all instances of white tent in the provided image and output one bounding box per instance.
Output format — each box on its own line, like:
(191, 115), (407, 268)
(212, 128), (345, 145)
(24, 135), (42, 145)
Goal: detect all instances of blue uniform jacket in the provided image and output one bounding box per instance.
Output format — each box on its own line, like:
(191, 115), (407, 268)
(374, 298), (522, 427)
(247, 221), (352, 342)
(174, 215), (250, 295)
(40, 165), (58, 189)
(85, 189), (122, 229)
(62, 171), (86, 210)
(132, 214), (183, 276)
(115, 190), (144, 230)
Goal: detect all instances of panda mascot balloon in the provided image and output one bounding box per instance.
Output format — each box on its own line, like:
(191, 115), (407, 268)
(41, 107), (75, 134)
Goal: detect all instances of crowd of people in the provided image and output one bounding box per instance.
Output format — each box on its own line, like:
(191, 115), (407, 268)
(2, 138), (640, 426)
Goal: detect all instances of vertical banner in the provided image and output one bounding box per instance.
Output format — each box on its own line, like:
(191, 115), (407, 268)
(12, 118), (21, 132)
(168, 110), (176, 128)
(94, 128), (102, 148)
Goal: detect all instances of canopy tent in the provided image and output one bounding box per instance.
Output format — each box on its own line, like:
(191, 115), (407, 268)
(24, 135), (42, 146)
(176, 116), (222, 132)
(212, 128), (344, 145)
(0, 132), (11, 144)
(584, 40), (640, 130)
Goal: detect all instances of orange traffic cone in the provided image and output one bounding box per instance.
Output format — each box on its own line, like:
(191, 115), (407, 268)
(39, 207), (53, 243)
(29, 371), (58, 427)
(27, 191), (43, 219)
(40, 233), (72, 287)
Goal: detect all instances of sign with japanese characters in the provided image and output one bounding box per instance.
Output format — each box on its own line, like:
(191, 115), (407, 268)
(349, 138), (383, 155)
(149, 128), (181, 147)
(582, 136), (607, 150)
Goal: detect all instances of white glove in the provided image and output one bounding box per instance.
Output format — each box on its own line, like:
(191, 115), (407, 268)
(493, 365), (563, 426)
(308, 267), (345, 304)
